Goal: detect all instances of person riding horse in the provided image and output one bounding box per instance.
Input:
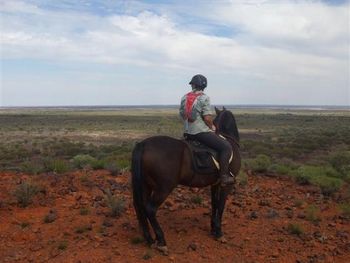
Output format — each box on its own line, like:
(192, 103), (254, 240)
(179, 74), (234, 186)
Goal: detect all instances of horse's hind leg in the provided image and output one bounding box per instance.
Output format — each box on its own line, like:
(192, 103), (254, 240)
(145, 189), (171, 250)
(134, 185), (154, 245)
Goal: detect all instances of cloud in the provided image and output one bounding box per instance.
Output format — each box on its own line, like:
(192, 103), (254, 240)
(0, 0), (349, 106)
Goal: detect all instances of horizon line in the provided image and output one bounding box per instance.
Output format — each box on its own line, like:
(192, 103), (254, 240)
(1, 103), (349, 109)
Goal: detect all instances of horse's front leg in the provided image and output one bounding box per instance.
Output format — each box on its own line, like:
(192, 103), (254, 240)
(210, 185), (231, 239)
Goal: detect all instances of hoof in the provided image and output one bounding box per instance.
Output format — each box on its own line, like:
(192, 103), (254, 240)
(153, 245), (169, 256)
(216, 236), (227, 243)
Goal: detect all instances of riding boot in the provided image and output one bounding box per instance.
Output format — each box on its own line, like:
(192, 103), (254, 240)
(220, 174), (234, 186)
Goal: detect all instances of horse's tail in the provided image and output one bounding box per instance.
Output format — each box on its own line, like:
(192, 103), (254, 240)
(131, 142), (147, 229)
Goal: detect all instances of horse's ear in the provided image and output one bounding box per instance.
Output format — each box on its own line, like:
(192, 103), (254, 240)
(222, 106), (226, 111)
(214, 106), (221, 115)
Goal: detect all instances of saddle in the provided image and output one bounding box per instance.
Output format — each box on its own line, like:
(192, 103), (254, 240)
(183, 138), (233, 175)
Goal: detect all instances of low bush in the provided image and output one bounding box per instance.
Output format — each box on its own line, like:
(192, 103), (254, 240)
(104, 162), (120, 176)
(293, 199), (304, 208)
(338, 203), (350, 219)
(91, 159), (106, 170)
(311, 176), (343, 196)
(287, 223), (304, 236)
(269, 163), (293, 175)
(131, 236), (144, 244)
(246, 154), (271, 173)
(305, 205), (321, 223)
(104, 189), (126, 217)
(20, 160), (44, 175)
(75, 224), (92, 234)
(58, 240), (68, 250)
(292, 165), (343, 195)
(44, 159), (71, 174)
(14, 181), (39, 207)
(116, 158), (130, 171)
(329, 151), (350, 182)
(190, 195), (203, 205)
(142, 250), (152, 260)
(79, 207), (90, 216)
(236, 171), (248, 187)
(72, 154), (96, 169)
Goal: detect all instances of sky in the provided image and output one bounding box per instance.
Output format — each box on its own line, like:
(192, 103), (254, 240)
(0, 0), (349, 106)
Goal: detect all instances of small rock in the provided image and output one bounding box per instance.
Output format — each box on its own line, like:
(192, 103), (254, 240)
(336, 231), (349, 239)
(285, 210), (293, 219)
(94, 195), (103, 202)
(44, 210), (57, 223)
(187, 242), (197, 251)
(32, 227), (40, 233)
(258, 199), (270, 207)
(165, 200), (174, 207)
(69, 186), (78, 192)
(102, 218), (113, 227)
(297, 213), (306, 219)
(249, 211), (258, 219)
(266, 209), (279, 219)
(30, 244), (42, 252)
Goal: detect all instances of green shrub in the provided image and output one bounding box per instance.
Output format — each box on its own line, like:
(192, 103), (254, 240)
(79, 207), (90, 215)
(91, 159), (106, 170)
(142, 250), (152, 260)
(44, 159), (71, 174)
(72, 154), (96, 169)
(104, 189), (126, 217)
(20, 160), (44, 175)
(14, 181), (39, 207)
(58, 240), (68, 250)
(20, 222), (30, 228)
(236, 171), (248, 187)
(269, 163), (293, 175)
(190, 195), (203, 205)
(294, 173), (312, 185)
(293, 199), (304, 208)
(339, 203), (350, 219)
(311, 176), (343, 196)
(293, 166), (343, 195)
(75, 225), (92, 234)
(287, 223), (304, 236)
(116, 158), (130, 171)
(246, 154), (271, 173)
(104, 162), (119, 176)
(305, 205), (321, 223)
(329, 151), (350, 175)
(131, 236), (144, 244)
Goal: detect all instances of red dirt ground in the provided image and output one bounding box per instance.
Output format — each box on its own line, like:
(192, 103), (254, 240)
(0, 171), (349, 263)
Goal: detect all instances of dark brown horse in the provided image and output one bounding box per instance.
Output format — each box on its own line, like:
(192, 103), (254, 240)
(131, 107), (241, 254)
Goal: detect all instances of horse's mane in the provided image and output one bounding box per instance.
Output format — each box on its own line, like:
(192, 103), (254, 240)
(218, 110), (240, 142)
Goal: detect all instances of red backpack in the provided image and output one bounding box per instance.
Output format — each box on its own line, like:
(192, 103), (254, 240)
(185, 91), (202, 122)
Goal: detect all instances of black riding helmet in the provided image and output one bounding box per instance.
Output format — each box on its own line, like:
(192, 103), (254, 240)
(189, 74), (207, 90)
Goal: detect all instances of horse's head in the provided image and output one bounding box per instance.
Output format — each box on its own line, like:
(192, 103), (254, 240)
(213, 106), (240, 142)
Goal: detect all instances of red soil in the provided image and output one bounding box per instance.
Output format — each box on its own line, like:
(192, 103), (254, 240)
(0, 171), (349, 263)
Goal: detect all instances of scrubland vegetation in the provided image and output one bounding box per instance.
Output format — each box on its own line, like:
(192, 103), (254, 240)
(0, 108), (349, 197)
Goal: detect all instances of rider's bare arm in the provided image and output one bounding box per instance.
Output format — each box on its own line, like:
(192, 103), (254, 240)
(203, 115), (215, 131)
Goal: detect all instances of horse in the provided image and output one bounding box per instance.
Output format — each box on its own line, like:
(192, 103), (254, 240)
(131, 107), (241, 254)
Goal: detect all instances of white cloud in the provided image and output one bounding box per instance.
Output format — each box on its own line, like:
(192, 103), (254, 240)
(0, 0), (349, 106)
